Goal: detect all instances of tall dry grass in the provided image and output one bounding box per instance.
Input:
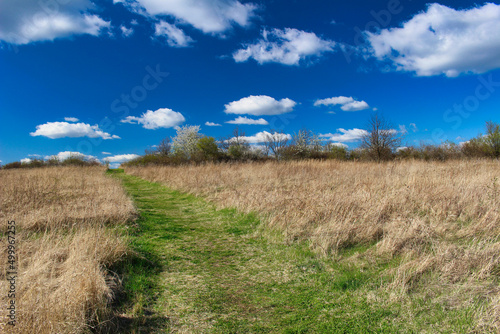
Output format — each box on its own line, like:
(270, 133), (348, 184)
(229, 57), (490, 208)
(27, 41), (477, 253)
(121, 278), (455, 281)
(126, 160), (500, 330)
(0, 167), (135, 334)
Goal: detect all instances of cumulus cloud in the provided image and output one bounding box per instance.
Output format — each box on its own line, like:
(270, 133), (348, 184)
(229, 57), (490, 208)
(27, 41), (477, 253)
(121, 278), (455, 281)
(124, 0), (258, 34)
(45, 151), (97, 161)
(205, 122), (222, 127)
(233, 28), (336, 65)
(226, 116), (269, 125)
(233, 131), (292, 144)
(21, 158), (32, 164)
(367, 3), (500, 77)
(0, 0), (110, 45)
(314, 96), (370, 112)
(30, 122), (120, 139)
(155, 20), (193, 47)
(122, 108), (185, 130)
(329, 142), (348, 148)
(103, 154), (140, 163)
(225, 95), (296, 116)
(320, 128), (369, 142)
(64, 117), (79, 122)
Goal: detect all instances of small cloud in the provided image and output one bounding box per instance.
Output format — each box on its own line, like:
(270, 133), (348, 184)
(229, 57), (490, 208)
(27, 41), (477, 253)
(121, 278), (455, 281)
(120, 25), (134, 37)
(30, 122), (120, 140)
(225, 95), (296, 116)
(103, 154), (140, 163)
(314, 96), (370, 112)
(45, 151), (97, 161)
(320, 128), (369, 142)
(205, 122), (222, 127)
(102, 152), (112, 155)
(410, 123), (418, 132)
(399, 125), (408, 135)
(64, 117), (79, 122)
(155, 21), (193, 47)
(20, 158), (32, 164)
(122, 108), (185, 130)
(226, 116), (269, 125)
(225, 131), (291, 144)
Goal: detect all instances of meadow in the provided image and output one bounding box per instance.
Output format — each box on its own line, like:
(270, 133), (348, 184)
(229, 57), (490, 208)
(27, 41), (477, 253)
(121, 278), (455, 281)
(0, 167), (135, 334)
(126, 159), (500, 331)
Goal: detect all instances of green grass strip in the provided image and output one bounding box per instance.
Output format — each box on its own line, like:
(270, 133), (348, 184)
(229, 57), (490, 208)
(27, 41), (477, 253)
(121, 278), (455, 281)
(108, 169), (474, 333)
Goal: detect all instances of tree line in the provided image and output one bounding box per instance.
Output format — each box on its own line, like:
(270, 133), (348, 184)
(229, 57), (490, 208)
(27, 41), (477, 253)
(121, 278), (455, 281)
(124, 115), (500, 167)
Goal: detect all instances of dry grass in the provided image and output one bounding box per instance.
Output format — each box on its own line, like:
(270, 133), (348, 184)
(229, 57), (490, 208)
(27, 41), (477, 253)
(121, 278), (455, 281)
(126, 160), (500, 330)
(0, 167), (136, 334)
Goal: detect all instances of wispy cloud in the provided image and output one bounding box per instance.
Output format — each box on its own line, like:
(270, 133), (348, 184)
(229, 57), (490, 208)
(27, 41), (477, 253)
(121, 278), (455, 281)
(233, 28), (335, 65)
(314, 96), (370, 112)
(320, 128), (368, 142)
(226, 116), (269, 125)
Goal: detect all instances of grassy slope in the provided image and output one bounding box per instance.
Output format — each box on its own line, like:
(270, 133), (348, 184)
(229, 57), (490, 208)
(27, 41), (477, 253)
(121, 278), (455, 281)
(110, 170), (474, 333)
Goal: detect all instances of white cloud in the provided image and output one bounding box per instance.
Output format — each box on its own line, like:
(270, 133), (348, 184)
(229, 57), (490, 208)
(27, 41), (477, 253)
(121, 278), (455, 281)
(233, 28), (336, 65)
(399, 125), (408, 135)
(233, 131), (291, 144)
(410, 123), (418, 132)
(226, 116), (269, 125)
(320, 128), (369, 142)
(0, 0), (110, 45)
(125, 0), (258, 34)
(225, 95), (296, 116)
(329, 142), (348, 148)
(45, 151), (97, 161)
(30, 122), (120, 140)
(21, 158), (32, 164)
(122, 108), (185, 130)
(120, 25), (134, 37)
(64, 117), (79, 122)
(205, 122), (222, 127)
(102, 152), (112, 155)
(103, 154), (140, 163)
(314, 96), (370, 112)
(155, 21), (193, 47)
(367, 3), (500, 77)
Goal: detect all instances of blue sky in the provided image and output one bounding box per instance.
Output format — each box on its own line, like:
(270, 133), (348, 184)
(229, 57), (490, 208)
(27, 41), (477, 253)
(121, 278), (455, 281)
(1, 0), (500, 165)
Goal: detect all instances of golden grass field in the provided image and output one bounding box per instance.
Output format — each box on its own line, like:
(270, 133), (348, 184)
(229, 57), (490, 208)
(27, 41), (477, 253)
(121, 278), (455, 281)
(0, 167), (135, 334)
(126, 159), (500, 330)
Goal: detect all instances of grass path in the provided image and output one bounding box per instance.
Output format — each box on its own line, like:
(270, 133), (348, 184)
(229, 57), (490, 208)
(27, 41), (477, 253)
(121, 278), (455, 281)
(109, 170), (471, 333)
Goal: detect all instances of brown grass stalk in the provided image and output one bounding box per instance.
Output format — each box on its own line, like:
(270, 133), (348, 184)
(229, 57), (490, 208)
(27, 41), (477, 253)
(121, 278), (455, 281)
(126, 159), (500, 329)
(0, 167), (135, 333)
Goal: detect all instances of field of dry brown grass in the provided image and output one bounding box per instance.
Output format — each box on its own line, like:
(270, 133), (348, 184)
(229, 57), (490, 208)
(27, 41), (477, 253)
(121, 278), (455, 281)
(126, 159), (500, 331)
(0, 167), (136, 334)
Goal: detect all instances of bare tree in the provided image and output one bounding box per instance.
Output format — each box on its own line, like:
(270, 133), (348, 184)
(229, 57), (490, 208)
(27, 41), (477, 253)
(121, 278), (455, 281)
(264, 130), (289, 160)
(361, 114), (402, 161)
(485, 121), (500, 158)
(156, 137), (171, 156)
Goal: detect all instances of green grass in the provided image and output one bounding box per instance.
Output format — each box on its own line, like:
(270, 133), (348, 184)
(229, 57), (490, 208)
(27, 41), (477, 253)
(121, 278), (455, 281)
(108, 169), (476, 333)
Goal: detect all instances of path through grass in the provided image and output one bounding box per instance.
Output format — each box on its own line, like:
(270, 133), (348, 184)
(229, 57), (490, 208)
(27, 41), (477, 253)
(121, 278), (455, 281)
(109, 170), (474, 333)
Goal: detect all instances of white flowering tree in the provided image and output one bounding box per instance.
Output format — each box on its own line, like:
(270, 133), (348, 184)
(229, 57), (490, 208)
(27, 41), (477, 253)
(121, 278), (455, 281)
(171, 125), (202, 159)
